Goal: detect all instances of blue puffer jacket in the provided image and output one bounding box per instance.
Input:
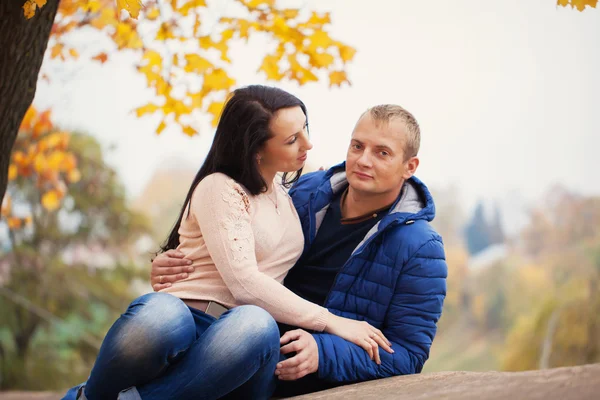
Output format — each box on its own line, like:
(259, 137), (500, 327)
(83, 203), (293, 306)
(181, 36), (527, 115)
(288, 163), (447, 383)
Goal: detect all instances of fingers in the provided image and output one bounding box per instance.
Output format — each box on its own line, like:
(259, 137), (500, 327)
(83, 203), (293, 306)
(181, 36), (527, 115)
(151, 265), (194, 278)
(152, 271), (189, 283)
(367, 338), (380, 364)
(165, 250), (186, 258)
(277, 361), (311, 380)
(373, 328), (392, 348)
(153, 252), (193, 270)
(277, 352), (307, 370)
(280, 341), (303, 355)
(152, 283), (171, 292)
(358, 339), (374, 361)
(371, 332), (394, 354)
(280, 330), (303, 346)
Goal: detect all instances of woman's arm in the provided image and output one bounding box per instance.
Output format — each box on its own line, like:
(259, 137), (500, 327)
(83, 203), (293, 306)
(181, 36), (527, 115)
(193, 174), (331, 331)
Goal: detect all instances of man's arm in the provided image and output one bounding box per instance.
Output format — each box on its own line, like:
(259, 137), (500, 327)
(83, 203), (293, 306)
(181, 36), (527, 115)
(151, 250), (194, 291)
(312, 238), (447, 383)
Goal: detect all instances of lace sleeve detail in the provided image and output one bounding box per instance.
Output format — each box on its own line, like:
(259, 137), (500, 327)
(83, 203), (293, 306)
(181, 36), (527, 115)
(220, 179), (252, 262)
(191, 173), (330, 332)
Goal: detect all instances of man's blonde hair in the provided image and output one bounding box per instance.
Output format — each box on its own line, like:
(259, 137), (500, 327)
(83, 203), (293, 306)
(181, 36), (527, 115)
(366, 104), (420, 160)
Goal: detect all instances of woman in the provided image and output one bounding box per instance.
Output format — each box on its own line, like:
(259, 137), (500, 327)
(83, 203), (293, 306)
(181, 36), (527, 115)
(63, 85), (391, 400)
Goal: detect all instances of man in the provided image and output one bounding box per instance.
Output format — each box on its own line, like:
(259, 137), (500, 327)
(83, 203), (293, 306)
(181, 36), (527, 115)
(152, 104), (447, 396)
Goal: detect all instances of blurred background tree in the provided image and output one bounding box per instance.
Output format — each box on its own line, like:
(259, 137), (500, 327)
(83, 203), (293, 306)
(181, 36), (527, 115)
(0, 107), (151, 390)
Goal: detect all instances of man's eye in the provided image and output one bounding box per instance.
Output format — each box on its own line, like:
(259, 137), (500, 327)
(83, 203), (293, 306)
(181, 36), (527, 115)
(380, 151), (389, 157)
(353, 144), (361, 150)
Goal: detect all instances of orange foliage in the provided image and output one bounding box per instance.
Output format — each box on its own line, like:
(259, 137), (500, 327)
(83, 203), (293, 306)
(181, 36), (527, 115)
(2, 107), (79, 229)
(557, 0), (598, 11)
(22, 0), (355, 137)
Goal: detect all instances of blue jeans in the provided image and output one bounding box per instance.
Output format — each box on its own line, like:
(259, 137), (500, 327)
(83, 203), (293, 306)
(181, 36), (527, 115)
(62, 293), (281, 400)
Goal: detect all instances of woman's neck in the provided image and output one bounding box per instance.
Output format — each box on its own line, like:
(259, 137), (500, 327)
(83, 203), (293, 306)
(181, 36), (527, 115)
(260, 167), (277, 193)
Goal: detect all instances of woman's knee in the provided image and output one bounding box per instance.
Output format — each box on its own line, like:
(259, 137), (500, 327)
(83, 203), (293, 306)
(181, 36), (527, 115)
(115, 293), (195, 358)
(229, 305), (280, 347)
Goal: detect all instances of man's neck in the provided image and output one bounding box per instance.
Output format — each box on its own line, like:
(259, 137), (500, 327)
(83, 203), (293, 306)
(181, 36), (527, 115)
(342, 184), (403, 219)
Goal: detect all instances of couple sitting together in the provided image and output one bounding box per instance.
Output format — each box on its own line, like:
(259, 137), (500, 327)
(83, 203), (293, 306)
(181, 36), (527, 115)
(64, 85), (447, 400)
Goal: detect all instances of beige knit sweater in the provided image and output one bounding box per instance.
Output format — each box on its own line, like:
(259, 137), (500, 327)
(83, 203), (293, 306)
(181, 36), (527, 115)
(161, 172), (330, 332)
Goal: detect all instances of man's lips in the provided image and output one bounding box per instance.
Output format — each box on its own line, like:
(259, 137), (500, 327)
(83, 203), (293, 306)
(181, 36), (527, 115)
(353, 171), (373, 179)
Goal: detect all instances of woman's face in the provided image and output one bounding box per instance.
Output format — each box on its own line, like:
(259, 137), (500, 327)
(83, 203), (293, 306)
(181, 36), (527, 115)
(259, 106), (313, 173)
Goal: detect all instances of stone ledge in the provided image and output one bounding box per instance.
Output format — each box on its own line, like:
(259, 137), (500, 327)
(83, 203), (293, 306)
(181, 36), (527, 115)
(289, 363), (600, 400)
(1, 364), (598, 400)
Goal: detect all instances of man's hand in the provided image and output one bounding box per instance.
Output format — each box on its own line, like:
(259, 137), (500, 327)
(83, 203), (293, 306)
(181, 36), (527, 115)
(151, 250), (194, 291)
(275, 329), (319, 381)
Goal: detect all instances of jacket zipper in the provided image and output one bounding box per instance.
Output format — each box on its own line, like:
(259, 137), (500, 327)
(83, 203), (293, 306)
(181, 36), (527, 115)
(322, 221), (396, 309)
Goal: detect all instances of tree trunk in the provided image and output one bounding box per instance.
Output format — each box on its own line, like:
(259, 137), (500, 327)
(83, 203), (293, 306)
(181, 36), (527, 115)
(0, 0), (60, 206)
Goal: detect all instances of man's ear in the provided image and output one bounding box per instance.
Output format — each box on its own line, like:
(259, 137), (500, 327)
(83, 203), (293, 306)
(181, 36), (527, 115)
(402, 156), (419, 180)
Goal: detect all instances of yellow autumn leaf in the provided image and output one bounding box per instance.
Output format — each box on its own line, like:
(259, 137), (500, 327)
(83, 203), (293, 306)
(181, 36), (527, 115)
(142, 50), (163, 69)
(8, 165), (17, 181)
(156, 121), (167, 135)
(308, 11), (331, 26)
(203, 69), (235, 91)
(92, 52), (109, 64)
(51, 43), (64, 59)
(309, 52), (335, 68)
(86, 0), (102, 13)
(23, 216), (33, 225)
(246, 0), (275, 8)
(7, 217), (22, 230)
(33, 153), (47, 173)
(182, 125), (197, 136)
(329, 70), (348, 87)
(146, 7), (160, 20)
(281, 9), (299, 19)
(179, 0), (207, 16)
(116, 0), (142, 19)
(557, 0), (598, 11)
(22, 1), (36, 19)
(156, 23), (176, 41)
(207, 101), (224, 127)
(308, 31), (333, 52)
(259, 54), (283, 80)
(62, 154), (77, 171)
(338, 44), (356, 63)
(47, 151), (66, 170)
(135, 103), (160, 117)
(184, 54), (213, 74)
(20, 106), (36, 131)
(68, 169), (82, 183)
(1, 196), (11, 217)
(41, 190), (61, 211)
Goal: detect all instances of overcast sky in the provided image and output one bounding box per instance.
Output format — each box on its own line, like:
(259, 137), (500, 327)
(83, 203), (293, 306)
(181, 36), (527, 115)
(33, 0), (600, 211)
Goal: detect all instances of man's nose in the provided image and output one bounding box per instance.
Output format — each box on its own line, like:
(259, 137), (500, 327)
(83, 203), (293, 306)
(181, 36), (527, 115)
(357, 150), (373, 167)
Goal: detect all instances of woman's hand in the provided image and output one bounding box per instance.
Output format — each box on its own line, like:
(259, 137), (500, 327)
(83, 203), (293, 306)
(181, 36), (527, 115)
(324, 314), (394, 364)
(150, 250), (194, 291)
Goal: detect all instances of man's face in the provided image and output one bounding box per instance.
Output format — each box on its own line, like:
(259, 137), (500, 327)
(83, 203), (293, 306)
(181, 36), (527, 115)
(345, 113), (419, 196)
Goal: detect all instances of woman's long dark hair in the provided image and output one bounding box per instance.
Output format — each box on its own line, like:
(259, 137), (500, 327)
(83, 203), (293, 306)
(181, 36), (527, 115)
(160, 85), (308, 252)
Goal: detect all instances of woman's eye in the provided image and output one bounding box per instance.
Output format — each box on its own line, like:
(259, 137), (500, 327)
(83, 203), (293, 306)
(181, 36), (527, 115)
(288, 136), (298, 145)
